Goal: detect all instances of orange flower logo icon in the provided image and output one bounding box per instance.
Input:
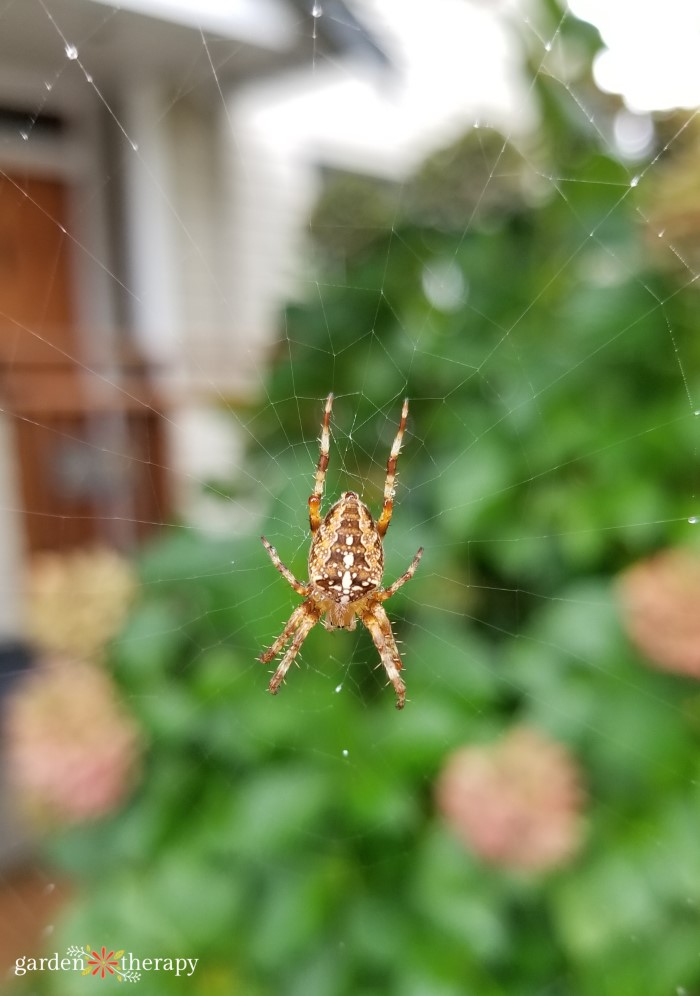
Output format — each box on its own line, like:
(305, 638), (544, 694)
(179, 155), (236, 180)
(85, 946), (123, 979)
(67, 945), (140, 983)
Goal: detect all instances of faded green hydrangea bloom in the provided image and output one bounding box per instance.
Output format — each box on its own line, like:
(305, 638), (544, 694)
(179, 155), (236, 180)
(27, 548), (136, 661)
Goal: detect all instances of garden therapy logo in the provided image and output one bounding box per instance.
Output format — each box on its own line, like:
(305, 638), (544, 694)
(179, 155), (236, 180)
(69, 946), (140, 982)
(14, 946), (199, 981)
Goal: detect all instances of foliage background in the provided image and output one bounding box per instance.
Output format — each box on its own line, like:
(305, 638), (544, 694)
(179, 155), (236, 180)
(11, 3), (700, 994)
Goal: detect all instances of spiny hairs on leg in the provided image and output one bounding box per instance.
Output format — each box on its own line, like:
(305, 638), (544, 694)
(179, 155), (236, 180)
(258, 602), (310, 665)
(361, 603), (407, 709)
(259, 599), (320, 695)
(267, 610), (319, 696)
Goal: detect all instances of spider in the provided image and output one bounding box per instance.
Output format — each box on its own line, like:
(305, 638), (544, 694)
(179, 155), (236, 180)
(259, 393), (423, 709)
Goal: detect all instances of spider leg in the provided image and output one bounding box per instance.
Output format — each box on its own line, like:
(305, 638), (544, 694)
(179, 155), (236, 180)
(377, 398), (409, 538)
(378, 546), (424, 601)
(308, 393), (333, 534)
(268, 608), (320, 696)
(261, 536), (308, 596)
(258, 602), (311, 664)
(360, 602), (406, 709)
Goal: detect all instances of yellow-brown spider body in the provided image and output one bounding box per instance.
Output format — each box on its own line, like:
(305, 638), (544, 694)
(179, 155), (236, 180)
(308, 491), (383, 630)
(259, 394), (423, 708)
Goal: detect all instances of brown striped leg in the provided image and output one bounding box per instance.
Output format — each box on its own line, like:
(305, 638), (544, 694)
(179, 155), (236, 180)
(377, 398), (409, 538)
(267, 610), (320, 695)
(379, 547), (423, 601)
(260, 536), (308, 596)
(308, 393), (333, 533)
(258, 602), (311, 665)
(361, 603), (406, 709)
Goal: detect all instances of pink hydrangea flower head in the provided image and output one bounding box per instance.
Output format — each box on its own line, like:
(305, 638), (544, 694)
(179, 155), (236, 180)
(5, 657), (141, 827)
(618, 547), (700, 679)
(436, 726), (585, 872)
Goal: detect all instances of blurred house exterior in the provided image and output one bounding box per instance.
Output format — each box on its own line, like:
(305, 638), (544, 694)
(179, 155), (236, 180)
(0, 0), (388, 598)
(0, 0), (387, 868)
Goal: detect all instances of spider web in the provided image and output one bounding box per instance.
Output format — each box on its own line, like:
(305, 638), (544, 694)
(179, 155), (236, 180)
(1, 1), (699, 994)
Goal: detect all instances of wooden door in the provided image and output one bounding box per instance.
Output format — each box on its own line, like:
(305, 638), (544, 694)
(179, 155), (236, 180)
(0, 172), (168, 552)
(0, 173), (77, 356)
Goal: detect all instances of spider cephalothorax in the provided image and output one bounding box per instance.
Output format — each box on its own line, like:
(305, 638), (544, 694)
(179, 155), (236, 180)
(259, 393), (423, 709)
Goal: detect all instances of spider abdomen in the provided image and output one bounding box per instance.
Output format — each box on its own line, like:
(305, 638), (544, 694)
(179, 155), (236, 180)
(308, 491), (384, 604)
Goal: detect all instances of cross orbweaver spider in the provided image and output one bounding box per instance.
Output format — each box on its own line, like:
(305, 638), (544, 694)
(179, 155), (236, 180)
(259, 393), (423, 709)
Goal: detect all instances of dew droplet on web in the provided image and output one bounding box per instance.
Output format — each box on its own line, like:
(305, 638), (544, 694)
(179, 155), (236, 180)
(312, 1), (323, 17)
(693, 409), (700, 416)
(20, 130), (28, 141)
(64, 43), (78, 60)
(44, 81), (53, 91)
(630, 175), (640, 188)
(341, 748), (349, 758)
(130, 141), (139, 152)
(544, 41), (552, 52)
(334, 683), (343, 693)
(688, 516), (699, 525)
